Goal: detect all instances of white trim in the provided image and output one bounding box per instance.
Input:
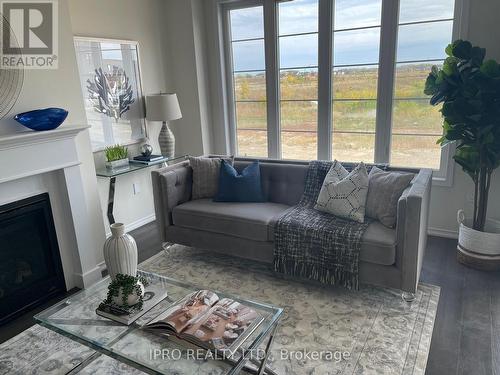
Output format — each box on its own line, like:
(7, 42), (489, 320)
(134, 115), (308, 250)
(430, 0), (469, 187)
(0, 161), (81, 185)
(375, 0), (399, 163)
(211, 0), (232, 153)
(105, 213), (156, 238)
(263, 0), (280, 159)
(0, 125), (88, 184)
(76, 264), (104, 289)
(317, 0), (333, 160)
(428, 227), (458, 239)
(0, 124), (89, 150)
(432, 141), (456, 187)
(221, 2), (238, 155)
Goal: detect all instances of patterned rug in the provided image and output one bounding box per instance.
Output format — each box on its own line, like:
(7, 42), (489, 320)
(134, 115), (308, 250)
(0, 245), (439, 375)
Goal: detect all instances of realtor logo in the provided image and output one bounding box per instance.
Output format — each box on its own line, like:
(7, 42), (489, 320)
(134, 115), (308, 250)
(1, 0), (58, 69)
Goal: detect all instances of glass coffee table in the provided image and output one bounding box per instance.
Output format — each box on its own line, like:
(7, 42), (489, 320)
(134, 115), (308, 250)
(35, 270), (283, 375)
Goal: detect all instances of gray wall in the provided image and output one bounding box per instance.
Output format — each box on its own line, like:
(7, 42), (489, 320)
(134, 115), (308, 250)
(68, 0), (171, 234)
(68, 0), (214, 234)
(161, 0), (213, 156)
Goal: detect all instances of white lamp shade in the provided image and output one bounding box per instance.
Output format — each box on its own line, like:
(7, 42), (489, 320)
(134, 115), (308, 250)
(146, 93), (182, 122)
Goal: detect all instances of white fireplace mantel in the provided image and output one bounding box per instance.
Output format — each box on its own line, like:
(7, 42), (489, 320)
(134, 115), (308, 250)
(0, 125), (105, 289)
(0, 125), (89, 184)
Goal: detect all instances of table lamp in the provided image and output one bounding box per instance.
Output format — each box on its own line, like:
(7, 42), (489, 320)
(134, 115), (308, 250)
(146, 93), (182, 158)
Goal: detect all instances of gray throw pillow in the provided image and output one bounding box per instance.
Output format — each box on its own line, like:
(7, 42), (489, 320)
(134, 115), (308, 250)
(314, 161), (369, 223)
(365, 166), (414, 228)
(189, 156), (233, 200)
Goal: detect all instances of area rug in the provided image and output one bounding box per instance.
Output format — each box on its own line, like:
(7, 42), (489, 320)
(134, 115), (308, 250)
(0, 245), (439, 375)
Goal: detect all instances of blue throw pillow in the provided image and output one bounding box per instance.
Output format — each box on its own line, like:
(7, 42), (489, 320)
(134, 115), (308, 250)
(214, 160), (266, 202)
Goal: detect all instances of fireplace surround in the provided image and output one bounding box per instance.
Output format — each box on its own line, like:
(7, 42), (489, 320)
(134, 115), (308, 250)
(0, 125), (107, 291)
(0, 193), (66, 325)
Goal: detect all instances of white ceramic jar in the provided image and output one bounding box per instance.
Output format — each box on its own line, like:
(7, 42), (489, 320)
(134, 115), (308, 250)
(103, 223), (138, 280)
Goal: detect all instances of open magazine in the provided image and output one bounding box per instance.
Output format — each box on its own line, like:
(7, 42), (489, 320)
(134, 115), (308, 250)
(145, 290), (263, 351)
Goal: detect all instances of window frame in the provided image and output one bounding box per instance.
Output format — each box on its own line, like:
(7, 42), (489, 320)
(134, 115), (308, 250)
(217, 0), (469, 185)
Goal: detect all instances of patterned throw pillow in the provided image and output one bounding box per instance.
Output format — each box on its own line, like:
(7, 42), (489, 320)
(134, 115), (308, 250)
(314, 161), (369, 223)
(189, 156), (234, 199)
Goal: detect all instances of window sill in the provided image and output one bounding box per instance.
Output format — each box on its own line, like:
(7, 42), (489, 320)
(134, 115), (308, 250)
(432, 175), (453, 187)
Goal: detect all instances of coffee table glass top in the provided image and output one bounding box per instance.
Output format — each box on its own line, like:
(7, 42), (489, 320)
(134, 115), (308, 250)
(34, 270), (283, 375)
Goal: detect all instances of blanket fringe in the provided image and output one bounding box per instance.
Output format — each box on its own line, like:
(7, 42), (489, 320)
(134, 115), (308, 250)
(274, 256), (359, 290)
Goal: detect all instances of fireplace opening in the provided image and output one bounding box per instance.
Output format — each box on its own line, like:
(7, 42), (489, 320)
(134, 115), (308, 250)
(0, 193), (66, 325)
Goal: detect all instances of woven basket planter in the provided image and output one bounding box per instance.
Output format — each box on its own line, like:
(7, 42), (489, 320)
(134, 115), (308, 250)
(457, 209), (500, 270)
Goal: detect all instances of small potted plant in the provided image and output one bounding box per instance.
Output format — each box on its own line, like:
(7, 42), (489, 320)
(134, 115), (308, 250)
(425, 40), (500, 270)
(104, 273), (147, 309)
(105, 144), (129, 169)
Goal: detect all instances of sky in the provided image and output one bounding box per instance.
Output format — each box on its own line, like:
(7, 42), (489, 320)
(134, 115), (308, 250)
(230, 0), (455, 72)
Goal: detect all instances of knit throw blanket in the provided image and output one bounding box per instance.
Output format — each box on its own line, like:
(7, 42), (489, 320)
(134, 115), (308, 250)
(274, 161), (370, 290)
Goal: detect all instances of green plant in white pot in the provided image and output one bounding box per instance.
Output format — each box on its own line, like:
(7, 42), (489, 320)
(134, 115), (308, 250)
(104, 144), (129, 170)
(425, 40), (500, 269)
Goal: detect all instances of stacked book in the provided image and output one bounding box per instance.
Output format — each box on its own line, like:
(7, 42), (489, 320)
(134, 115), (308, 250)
(130, 155), (165, 165)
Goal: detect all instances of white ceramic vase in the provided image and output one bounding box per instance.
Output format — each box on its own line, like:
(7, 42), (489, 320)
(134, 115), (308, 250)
(103, 223), (138, 280)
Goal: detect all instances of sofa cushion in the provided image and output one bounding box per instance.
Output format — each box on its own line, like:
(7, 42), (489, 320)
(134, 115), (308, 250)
(173, 199), (290, 242)
(269, 219), (396, 266)
(173, 200), (396, 265)
(359, 221), (397, 266)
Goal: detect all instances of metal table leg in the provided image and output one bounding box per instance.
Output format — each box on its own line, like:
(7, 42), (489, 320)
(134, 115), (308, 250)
(65, 352), (102, 374)
(107, 177), (116, 225)
(162, 242), (175, 255)
(257, 323), (278, 375)
(228, 323), (280, 375)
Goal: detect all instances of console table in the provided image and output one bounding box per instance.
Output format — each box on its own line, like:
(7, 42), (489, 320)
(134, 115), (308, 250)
(96, 155), (187, 224)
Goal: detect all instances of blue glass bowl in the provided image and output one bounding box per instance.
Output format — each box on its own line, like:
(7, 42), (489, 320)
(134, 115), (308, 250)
(14, 108), (69, 131)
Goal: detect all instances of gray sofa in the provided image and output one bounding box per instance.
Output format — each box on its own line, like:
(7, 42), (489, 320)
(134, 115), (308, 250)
(152, 158), (432, 297)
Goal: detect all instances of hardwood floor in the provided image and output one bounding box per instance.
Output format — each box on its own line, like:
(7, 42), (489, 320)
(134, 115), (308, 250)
(1, 220), (498, 375)
(421, 236), (500, 375)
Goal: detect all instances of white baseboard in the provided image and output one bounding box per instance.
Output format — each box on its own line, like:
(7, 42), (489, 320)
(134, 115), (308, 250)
(105, 213), (156, 238)
(75, 264), (104, 288)
(428, 227), (458, 239)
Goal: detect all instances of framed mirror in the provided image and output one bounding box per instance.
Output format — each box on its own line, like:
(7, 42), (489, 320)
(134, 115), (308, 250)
(74, 37), (146, 151)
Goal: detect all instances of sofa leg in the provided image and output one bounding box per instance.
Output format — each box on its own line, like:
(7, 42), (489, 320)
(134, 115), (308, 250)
(401, 292), (416, 303)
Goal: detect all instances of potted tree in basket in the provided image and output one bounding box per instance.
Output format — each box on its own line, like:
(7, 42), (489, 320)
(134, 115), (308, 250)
(425, 40), (500, 270)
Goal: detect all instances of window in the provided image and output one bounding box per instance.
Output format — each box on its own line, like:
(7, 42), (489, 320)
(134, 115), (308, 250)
(222, 0), (462, 173)
(279, 0), (319, 160)
(228, 5), (268, 157)
(391, 0), (455, 169)
(332, 0), (382, 163)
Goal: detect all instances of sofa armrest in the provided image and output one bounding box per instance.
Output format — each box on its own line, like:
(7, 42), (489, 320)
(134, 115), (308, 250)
(151, 161), (192, 242)
(396, 168), (433, 293)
